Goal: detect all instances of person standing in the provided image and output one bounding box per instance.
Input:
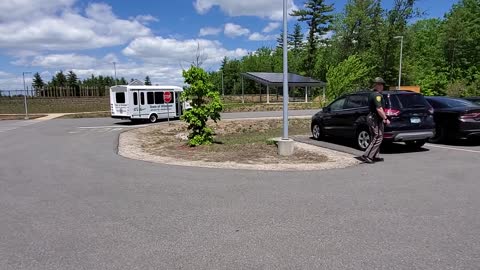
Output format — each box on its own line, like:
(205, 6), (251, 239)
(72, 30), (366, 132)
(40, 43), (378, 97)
(362, 77), (390, 164)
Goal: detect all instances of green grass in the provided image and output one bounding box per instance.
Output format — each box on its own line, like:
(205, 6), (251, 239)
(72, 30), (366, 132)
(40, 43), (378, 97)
(0, 97), (109, 114)
(223, 102), (322, 113)
(213, 119), (310, 146)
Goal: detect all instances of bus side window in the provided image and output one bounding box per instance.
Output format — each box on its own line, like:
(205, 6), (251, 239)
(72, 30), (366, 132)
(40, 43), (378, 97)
(147, 92), (154, 104)
(154, 92), (164, 104)
(133, 92), (138, 105)
(116, 92), (125, 104)
(140, 92), (145, 105)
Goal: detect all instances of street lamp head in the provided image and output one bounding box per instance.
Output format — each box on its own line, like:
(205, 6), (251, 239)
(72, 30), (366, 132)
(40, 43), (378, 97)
(393, 36), (403, 39)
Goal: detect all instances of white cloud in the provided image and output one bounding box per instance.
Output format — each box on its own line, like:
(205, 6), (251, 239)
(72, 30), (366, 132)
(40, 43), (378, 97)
(321, 30), (334, 40)
(123, 36), (248, 67)
(0, 71), (12, 78)
(72, 64), (185, 86)
(30, 54), (97, 69)
(248, 32), (276, 41)
(199, 27), (222, 37)
(131, 15), (159, 25)
(224, 23), (250, 38)
(263, 22), (280, 33)
(13, 53), (120, 70)
(0, 2), (151, 51)
(0, 0), (75, 21)
(194, 0), (298, 21)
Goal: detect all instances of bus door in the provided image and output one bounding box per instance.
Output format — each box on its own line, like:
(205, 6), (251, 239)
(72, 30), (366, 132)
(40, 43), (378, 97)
(175, 91), (182, 117)
(131, 90), (141, 118)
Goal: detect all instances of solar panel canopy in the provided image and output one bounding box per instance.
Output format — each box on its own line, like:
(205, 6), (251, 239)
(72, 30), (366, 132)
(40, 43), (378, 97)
(242, 72), (326, 87)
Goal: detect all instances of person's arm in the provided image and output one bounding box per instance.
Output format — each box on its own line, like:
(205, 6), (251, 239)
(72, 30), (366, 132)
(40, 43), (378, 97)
(377, 107), (387, 120)
(373, 94), (390, 124)
(377, 107), (390, 124)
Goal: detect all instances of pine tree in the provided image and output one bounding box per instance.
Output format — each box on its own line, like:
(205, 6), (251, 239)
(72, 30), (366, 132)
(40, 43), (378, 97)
(66, 71), (78, 87)
(291, 0), (334, 76)
(288, 23), (304, 52)
(120, 77), (127, 85)
(55, 71), (67, 87)
(32, 72), (45, 90)
(276, 31), (285, 50)
(144, 76), (152, 85)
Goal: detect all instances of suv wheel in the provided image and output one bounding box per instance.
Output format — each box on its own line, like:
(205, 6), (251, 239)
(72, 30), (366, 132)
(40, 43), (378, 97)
(312, 123), (323, 140)
(357, 128), (371, 151)
(405, 140), (426, 149)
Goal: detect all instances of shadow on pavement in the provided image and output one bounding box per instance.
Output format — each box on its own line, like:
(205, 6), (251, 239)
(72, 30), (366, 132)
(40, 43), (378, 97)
(114, 118), (181, 126)
(294, 135), (430, 156)
(380, 143), (430, 155)
(430, 138), (480, 147)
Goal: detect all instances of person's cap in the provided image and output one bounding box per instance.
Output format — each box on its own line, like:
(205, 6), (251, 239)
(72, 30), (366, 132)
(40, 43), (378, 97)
(373, 77), (386, 84)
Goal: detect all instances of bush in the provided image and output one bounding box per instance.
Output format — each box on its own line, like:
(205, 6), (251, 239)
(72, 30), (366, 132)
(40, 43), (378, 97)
(181, 66), (223, 146)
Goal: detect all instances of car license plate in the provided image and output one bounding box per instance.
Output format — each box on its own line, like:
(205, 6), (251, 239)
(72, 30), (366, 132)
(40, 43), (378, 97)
(410, 117), (421, 124)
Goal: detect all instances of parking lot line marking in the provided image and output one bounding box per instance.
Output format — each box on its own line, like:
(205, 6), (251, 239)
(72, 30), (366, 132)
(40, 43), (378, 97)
(426, 143), (480, 154)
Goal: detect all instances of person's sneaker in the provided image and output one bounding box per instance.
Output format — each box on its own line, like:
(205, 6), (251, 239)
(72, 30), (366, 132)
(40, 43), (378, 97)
(373, 157), (384, 162)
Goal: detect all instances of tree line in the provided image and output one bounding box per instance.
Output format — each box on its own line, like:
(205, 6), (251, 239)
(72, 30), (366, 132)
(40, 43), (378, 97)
(212, 0), (480, 100)
(31, 71), (154, 90)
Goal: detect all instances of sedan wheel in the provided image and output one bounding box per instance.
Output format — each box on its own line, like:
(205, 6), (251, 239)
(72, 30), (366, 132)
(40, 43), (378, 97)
(357, 130), (371, 151)
(312, 124), (322, 140)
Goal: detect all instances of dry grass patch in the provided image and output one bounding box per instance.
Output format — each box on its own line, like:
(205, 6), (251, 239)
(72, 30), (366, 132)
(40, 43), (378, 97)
(136, 119), (328, 164)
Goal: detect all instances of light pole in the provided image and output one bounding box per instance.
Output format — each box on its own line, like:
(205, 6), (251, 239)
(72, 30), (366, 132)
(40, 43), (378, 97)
(394, 36), (403, 90)
(282, 0), (289, 140)
(277, 0), (294, 156)
(112, 62), (117, 83)
(22, 72), (31, 120)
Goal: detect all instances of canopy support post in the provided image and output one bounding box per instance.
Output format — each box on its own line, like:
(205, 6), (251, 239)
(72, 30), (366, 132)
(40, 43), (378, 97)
(267, 85), (270, 104)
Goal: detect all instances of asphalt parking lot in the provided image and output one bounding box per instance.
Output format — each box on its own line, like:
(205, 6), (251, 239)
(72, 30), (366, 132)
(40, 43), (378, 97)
(1, 113), (480, 269)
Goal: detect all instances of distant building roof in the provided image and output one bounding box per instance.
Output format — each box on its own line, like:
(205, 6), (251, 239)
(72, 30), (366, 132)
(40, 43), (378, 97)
(128, 79), (144, 86)
(241, 72), (325, 87)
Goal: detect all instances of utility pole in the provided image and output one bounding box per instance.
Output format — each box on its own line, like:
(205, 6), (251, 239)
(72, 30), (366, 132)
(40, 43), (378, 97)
(394, 36), (404, 90)
(22, 72), (32, 120)
(112, 62), (117, 83)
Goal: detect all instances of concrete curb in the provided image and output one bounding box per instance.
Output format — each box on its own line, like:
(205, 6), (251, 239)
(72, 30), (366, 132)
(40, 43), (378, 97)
(117, 120), (360, 172)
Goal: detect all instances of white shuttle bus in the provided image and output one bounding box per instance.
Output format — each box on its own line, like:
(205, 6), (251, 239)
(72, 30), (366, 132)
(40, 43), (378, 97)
(110, 82), (191, 123)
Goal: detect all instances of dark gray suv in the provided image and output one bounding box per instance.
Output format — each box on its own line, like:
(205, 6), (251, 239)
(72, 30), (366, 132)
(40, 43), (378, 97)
(311, 91), (435, 150)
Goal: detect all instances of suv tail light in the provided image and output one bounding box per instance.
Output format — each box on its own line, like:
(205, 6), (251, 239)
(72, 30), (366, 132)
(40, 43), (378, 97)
(385, 108), (401, 117)
(460, 112), (480, 121)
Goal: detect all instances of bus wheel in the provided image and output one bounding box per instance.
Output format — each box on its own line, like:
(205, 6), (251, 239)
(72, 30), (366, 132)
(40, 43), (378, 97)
(149, 114), (158, 123)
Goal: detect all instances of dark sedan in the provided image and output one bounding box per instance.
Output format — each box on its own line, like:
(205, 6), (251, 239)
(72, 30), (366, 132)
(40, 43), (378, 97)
(464, 96), (480, 105)
(425, 96), (480, 142)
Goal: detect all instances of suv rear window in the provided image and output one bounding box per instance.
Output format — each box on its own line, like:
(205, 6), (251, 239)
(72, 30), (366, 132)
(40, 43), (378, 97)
(391, 94), (429, 109)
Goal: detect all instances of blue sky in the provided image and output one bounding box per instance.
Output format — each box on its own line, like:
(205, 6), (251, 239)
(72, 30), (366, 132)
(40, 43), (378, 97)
(0, 0), (457, 89)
